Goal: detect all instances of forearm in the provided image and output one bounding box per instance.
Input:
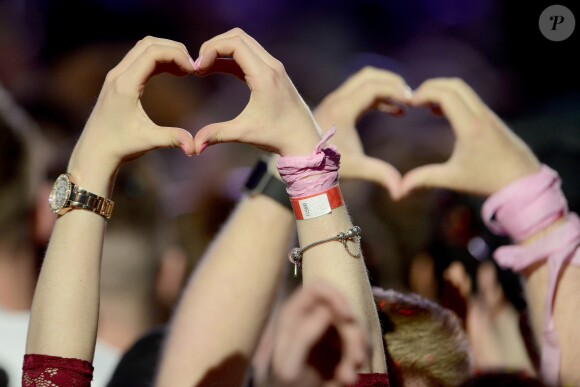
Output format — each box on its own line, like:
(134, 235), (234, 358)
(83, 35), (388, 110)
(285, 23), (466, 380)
(522, 217), (580, 384)
(483, 165), (580, 384)
(26, 34), (200, 371)
(26, 172), (113, 361)
(156, 194), (294, 385)
(298, 205), (386, 373)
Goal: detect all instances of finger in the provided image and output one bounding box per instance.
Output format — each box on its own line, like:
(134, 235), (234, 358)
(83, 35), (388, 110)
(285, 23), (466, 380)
(341, 156), (402, 200)
(146, 125), (196, 156)
(317, 80), (409, 131)
(297, 283), (355, 322)
(400, 163), (454, 197)
(376, 101), (406, 116)
(443, 261), (472, 299)
(428, 102), (443, 116)
(334, 321), (368, 385)
(275, 304), (335, 383)
(415, 78), (486, 115)
(195, 57), (245, 81)
(192, 119), (244, 155)
(122, 44), (196, 90)
(348, 80), (412, 121)
(197, 27), (278, 68)
(278, 283), (354, 327)
(112, 36), (194, 77)
(411, 83), (477, 136)
(194, 35), (267, 79)
(334, 67), (412, 101)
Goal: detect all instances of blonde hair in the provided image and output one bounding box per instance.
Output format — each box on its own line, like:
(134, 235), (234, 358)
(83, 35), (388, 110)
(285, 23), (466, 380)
(374, 288), (473, 386)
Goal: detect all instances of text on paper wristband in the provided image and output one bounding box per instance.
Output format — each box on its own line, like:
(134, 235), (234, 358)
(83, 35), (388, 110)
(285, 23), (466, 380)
(290, 185), (343, 220)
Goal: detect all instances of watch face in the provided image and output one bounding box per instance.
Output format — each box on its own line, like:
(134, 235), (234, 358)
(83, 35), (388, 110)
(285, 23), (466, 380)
(48, 174), (71, 213)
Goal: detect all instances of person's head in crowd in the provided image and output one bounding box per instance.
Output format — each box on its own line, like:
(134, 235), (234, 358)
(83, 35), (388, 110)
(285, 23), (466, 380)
(374, 288), (472, 387)
(0, 112), (33, 251)
(0, 86), (43, 250)
(99, 158), (188, 352)
(0, 83), (48, 310)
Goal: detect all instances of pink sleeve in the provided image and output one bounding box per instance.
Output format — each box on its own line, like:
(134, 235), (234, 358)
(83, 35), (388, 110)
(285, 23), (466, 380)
(22, 354), (93, 387)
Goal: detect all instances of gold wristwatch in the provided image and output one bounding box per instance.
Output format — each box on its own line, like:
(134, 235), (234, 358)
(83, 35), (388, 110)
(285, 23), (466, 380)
(48, 173), (114, 219)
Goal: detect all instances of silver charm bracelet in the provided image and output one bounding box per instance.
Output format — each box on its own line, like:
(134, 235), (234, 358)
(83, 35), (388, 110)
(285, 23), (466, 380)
(288, 226), (362, 277)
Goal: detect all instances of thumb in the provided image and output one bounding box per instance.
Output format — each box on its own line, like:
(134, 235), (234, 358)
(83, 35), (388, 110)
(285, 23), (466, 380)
(193, 120), (239, 155)
(150, 126), (196, 156)
(341, 156), (402, 200)
(400, 163), (451, 197)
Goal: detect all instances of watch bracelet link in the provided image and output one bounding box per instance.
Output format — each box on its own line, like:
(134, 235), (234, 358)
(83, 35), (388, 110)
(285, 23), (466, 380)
(69, 187), (114, 219)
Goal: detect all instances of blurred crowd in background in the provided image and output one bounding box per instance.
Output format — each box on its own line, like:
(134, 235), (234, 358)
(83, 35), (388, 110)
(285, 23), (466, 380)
(0, 0), (578, 385)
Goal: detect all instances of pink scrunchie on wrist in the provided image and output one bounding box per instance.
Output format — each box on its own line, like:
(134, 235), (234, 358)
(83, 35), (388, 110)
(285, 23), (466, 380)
(481, 165), (580, 386)
(277, 127), (341, 198)
(482, 166), (567, 242)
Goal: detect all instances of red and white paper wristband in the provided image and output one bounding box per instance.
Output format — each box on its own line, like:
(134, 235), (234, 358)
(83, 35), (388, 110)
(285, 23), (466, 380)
(290, 185), (344, 220)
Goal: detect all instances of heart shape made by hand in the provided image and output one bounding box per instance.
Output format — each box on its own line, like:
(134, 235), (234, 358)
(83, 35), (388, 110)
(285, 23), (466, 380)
(311, 68), (540, 200)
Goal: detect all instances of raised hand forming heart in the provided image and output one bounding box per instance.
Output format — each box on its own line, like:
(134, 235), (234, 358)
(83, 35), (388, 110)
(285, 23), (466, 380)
(111, 29), (539, 205)
(401, 78), (541, 198)
(191, 28), (323, 157)
(313, 66), (412, 200)
(312, 67), (541, 200)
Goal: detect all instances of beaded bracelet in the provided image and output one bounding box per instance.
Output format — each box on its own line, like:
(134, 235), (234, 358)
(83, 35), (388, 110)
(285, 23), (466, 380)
(288, 226), (362, 277)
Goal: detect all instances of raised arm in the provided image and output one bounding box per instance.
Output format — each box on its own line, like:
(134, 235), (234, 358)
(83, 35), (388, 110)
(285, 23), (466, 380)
(399, 78), (580, 385)
(24, 37), (196, 385)
(157, 28), (386, 386)
(155, 180), (295, 385)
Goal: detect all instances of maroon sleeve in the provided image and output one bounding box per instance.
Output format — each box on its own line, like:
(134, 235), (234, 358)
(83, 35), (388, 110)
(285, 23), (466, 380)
(350, 372), (390, 387)
(22, 354), (93, 387)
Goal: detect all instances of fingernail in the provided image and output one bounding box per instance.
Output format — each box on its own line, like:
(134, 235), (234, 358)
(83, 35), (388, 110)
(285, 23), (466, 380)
(189, 56), (196, 71)
(198, 142), (208, 154)
(404, 85), (413, 100)
(377, 103), (404, 116)
(429, 103), (443, 116)
(180, 143), (192, 157)
(194, 55), (203, 70)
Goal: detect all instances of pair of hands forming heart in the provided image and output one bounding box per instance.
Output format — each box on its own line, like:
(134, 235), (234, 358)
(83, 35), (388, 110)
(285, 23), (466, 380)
(66, 28), (540, 202)
(68, 29), (326, 197)
(314, 67), (541, 200)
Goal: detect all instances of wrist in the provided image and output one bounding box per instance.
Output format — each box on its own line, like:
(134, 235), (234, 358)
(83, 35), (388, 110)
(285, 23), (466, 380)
(67, 156), (117, 199)
(491, 156), (541, 195)
(67, 130), (121, 197)
(482, 165), (566, 243)
(277, 127), (340, 199)
(278, 120), (322, 157)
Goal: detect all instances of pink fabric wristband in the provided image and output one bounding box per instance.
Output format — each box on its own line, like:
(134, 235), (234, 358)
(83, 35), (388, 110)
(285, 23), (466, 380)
(277, 127), (341, 198)
(482, 166), (566, 242)
(481, 165), (580, 385)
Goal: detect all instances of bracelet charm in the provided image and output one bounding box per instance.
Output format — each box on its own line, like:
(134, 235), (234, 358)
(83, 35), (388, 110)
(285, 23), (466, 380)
(288, 226), (362, 277)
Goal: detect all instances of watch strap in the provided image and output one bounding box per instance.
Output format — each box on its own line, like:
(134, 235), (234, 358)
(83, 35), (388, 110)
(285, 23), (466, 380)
(69, 186), (114, 220)
(259, 173), (291, 210)
(244, 159), (292, 210)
